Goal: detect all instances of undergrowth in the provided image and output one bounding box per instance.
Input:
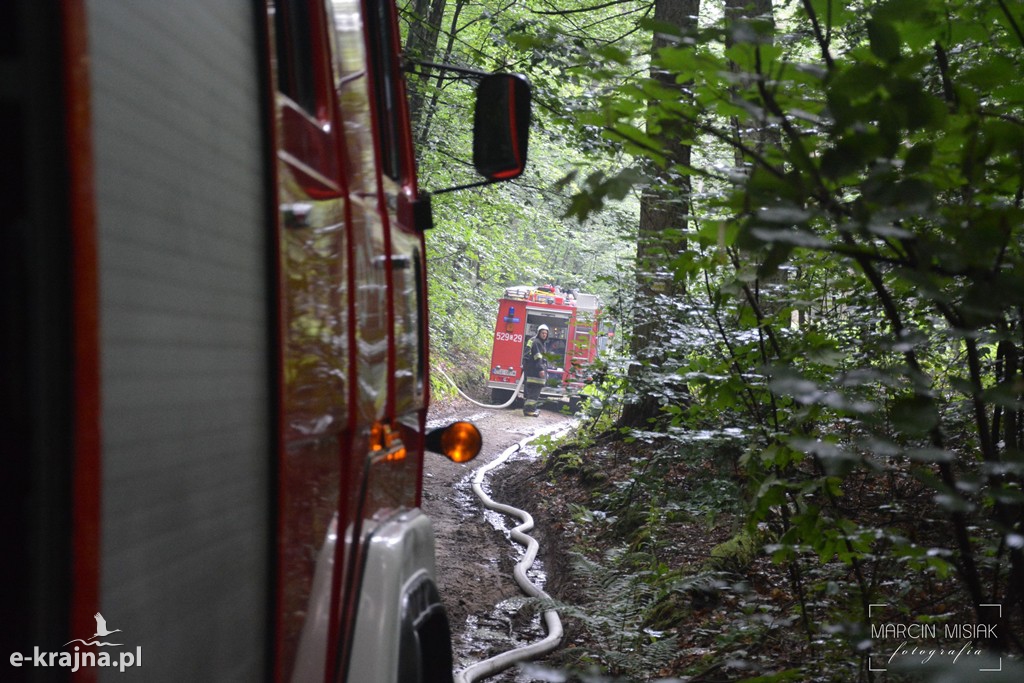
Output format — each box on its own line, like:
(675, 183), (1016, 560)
(520, 409), (1024, 681)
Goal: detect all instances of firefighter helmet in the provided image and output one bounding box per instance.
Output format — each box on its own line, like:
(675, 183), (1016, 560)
(537, 324), (549, 333)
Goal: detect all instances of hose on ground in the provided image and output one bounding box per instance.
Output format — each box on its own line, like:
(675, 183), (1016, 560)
(454, 425), (571, 683)
(435, 366), (523, 409)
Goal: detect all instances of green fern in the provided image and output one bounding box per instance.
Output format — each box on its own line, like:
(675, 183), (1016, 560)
(560, 550), (685, 680)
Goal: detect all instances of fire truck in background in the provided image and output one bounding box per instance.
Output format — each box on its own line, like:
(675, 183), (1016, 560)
(3, 1), (528, 681)
(488, 285), (610, 410)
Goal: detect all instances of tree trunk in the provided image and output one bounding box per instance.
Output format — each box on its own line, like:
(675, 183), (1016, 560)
(403, 0), (448, 131)
(619, 0), (700, 428)
(724, 0), (783, 321)
(415, 0), (466, 148)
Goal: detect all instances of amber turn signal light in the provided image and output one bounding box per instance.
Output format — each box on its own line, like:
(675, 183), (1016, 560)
(425, 421), (482, 463)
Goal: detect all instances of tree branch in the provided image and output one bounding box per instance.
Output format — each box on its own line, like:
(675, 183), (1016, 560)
(530, 0), (650, 16)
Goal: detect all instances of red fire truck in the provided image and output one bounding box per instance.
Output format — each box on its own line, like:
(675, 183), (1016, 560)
(3, 1), (527, 681)
(488, 285), (607, 410)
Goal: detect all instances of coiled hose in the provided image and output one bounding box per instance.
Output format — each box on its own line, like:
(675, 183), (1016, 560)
(454, 425), (570, 683)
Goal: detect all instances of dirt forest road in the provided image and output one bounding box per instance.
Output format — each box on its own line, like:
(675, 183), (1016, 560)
(423, 398), (575, 678)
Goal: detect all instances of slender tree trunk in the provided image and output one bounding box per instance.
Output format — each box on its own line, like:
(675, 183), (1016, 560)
(403, 0), (448, 131)
(416, 0), (466, 148)
(724, 0), (783, 319)
(619, 0), (700, 428)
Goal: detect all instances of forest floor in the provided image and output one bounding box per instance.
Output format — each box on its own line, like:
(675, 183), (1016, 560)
(423, 396), (806, 682)
(424, 395), (1008, 682)
(489, 433), (806, 682)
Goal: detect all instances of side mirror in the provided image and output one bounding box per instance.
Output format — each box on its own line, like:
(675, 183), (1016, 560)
(473, 74), (531, 182)
(425, 421), (482, 463)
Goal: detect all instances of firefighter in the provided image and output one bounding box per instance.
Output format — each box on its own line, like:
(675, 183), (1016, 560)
(522, 324), (549, 416)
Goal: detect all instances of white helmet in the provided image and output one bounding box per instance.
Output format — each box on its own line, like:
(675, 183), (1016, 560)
(537, 324), (549, 332)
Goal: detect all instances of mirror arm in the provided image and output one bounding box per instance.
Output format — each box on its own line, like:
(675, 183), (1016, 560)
(427, 178), (500, 196)
(402, 58), (491, 79)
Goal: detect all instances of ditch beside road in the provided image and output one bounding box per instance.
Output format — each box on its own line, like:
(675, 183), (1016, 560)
(423, 398), (575, 679)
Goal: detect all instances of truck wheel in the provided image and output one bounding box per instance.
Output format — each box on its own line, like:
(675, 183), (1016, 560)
(491, 388), (515, 406)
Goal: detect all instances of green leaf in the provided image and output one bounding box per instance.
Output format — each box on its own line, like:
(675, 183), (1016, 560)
(980, 381), (1024, 409)
(904, 142), (933, 172)
(594, 44), (631, 65)
(830, 64), (888, 100)
(750, 227), (828, 249)
(962, 55), (1020, 90)
(891, 395), (939, 436)
(867, 19), (901, 63)
(907, 447), (955, 463)
(603, 167), (646, 200)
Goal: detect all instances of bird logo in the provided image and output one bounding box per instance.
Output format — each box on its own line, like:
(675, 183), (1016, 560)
(64, 613), (123, 647)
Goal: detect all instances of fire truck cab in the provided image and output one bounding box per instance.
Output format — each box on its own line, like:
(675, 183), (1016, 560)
(488, 285), (607, 409)
(4, 0), (528, 681)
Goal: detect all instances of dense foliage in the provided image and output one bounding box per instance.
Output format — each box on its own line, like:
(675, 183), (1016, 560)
(399, 0), (637, 396)
(404, 0), (1024, 679)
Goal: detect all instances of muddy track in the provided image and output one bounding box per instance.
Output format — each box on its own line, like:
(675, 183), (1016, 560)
(423, 399), (574, 679)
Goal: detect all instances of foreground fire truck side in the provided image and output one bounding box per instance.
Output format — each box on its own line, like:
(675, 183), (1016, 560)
(488, 285), (608, 409)
(3, 1), (528, 681)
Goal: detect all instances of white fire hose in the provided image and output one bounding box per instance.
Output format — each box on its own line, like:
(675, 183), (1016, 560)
(454, 425), (571, 683)
(435, 366), (524, 409)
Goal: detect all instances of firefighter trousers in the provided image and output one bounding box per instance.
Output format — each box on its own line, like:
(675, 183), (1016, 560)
(523, 374), (544, 415)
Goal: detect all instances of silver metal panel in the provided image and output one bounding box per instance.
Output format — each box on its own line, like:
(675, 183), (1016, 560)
(575, 293), (600, 310)
(347, 510), (439, 683)
(88, 1), (270, 679)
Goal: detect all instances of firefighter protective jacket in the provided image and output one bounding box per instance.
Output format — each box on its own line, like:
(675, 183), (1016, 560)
(523, 334), (548, 377)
